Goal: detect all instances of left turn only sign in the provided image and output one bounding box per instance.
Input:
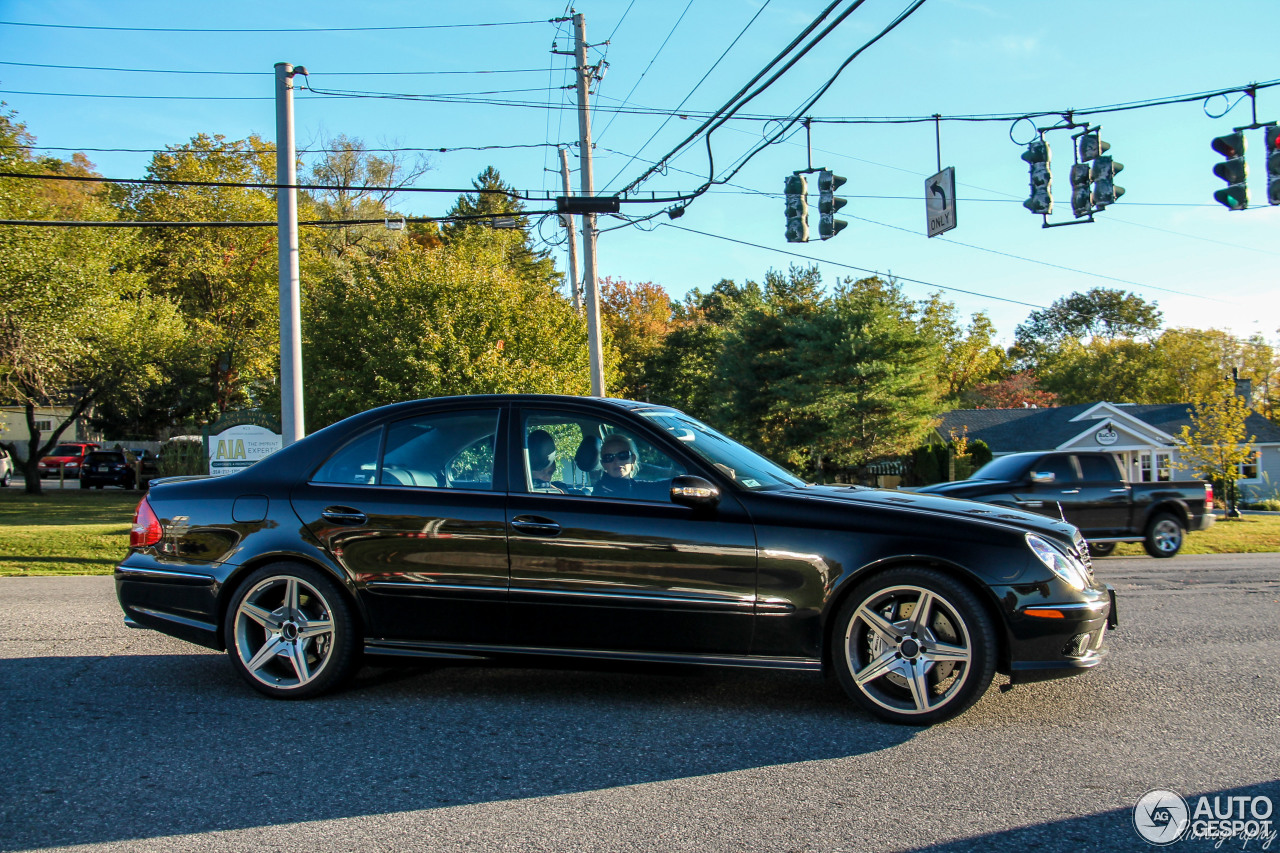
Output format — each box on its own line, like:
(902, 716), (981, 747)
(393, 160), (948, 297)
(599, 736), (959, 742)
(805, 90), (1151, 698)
(926, 167), (957, 237)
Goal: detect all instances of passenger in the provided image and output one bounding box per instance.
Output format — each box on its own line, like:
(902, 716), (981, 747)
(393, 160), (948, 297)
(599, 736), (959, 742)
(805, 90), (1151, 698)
(527, 429), (563, 493)
(593, 434), (640, 498)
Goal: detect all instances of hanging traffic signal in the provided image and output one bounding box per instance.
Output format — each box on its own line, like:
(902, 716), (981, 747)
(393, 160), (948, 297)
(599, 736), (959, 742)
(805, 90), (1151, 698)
(817, 170), (848, 239)
(1211, 132), (1248, 210)
(1021, 138), (1052, 214)
(1265, 125), (1280, 206)
(1092, 156), (1125, 208)
(784, 174), (809, 242)
(1069, 162), (1093, 218)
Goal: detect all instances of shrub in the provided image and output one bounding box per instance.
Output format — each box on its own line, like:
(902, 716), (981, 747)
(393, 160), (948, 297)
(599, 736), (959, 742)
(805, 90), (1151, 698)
(158, 436), (206, 477)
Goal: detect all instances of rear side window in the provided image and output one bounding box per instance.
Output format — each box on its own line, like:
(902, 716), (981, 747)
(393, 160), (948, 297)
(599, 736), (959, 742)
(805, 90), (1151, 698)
(382, 410), (499, 490)
(1076, 455), (1118, 483)
(311, 427), (382, 485)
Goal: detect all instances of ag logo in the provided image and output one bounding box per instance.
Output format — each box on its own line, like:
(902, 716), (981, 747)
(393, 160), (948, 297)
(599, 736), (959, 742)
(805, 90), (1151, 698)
(1134, 789), (1190, 845)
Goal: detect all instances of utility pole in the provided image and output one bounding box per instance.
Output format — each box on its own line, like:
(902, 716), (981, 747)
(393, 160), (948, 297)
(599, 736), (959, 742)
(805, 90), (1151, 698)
(275, 62), (306, 445)
(558, 146), (582, 312)
(572, 12), (605, 397)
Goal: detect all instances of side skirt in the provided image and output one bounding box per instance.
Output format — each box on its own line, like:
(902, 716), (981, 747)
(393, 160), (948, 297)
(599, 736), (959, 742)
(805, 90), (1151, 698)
(363, 639), (823, 672)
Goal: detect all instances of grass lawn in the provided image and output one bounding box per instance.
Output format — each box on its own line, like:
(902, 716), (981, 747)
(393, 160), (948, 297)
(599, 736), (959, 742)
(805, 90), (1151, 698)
(1, 488), (1277, 576)
(1110, 514), (1280, 556)
(1, 488), (140, 576)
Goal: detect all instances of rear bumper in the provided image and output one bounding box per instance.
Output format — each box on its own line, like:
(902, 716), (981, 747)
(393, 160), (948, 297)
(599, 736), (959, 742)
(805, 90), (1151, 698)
(1191, 512), (1216, 532)
(115, 559), (223, 650)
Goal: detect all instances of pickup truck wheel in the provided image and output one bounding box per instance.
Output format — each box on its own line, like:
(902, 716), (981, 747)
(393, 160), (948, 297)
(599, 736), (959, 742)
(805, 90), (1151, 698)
(1087, 542), (1116, 558)
(1143, 513), (1184, 558)
(833, 567), (996, 725)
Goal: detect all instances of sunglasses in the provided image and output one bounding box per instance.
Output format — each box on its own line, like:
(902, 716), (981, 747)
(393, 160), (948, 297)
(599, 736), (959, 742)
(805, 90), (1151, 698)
(601, 450), (634, 464)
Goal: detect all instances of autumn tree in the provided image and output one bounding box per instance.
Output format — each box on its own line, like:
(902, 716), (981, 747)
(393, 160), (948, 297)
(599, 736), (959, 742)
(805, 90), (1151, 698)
(1175, 380), (1256, 514)
(967, 371), (1058, 408)
(598, 277), (675, 400)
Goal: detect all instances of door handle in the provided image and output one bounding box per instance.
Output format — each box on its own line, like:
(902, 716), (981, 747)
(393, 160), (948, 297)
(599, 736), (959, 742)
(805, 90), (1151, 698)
(1109, 488), (1129, 493)
(321, 506), (368, 525)
(1059, 489), (1080, 495)
(511, 515), (561, 536)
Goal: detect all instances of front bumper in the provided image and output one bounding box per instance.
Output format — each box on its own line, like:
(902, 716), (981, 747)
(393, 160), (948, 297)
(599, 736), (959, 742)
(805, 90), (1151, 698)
(996, 582), (1116, 684)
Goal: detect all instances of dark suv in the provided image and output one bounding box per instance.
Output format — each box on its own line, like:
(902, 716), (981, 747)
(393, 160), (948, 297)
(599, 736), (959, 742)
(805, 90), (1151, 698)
(79, 450), (138, 490)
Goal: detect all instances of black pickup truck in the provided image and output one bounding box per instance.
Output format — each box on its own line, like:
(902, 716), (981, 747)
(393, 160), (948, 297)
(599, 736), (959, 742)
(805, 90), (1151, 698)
(914, 450), (1215, 558)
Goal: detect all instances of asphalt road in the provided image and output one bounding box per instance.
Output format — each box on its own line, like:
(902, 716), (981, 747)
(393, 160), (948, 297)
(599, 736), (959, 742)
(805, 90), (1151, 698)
(1, 554), (1277, 853)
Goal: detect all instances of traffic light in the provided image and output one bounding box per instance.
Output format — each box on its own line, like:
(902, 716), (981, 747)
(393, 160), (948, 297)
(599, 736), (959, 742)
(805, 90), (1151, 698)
(1092, 156), (1125, 208)
(1078, 131), (1124, 210)
(1069, 162), (1093, 218)
(784, 174), (808, 242)
(1021, 138), (1052, 214)
(1265, 125), (1280, 206)
(817, 170), (848, 239)
(1211, 132), (1248, 210)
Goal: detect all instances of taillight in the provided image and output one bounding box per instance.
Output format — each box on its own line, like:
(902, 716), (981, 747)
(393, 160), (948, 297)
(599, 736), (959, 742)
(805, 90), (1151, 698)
(1204, 482), (1214, 511)
(130, 498), (162, 548)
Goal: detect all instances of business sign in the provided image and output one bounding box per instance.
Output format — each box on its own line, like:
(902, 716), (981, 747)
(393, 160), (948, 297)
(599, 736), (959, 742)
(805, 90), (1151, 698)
(1095, 426), (1120, 446)
(204, 410), (282, 477)
(926, 166), (957, 237)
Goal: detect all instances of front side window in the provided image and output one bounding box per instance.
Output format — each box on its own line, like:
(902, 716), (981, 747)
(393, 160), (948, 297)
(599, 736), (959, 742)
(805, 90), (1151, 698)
(637, 409), (803, 491)
(520, 410), (686, 501)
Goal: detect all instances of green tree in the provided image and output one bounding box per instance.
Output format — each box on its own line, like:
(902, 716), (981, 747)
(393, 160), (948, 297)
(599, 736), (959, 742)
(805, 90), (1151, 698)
(121, 134), (281, 425)
(1175, 380), (1256, 514)
(303, 133), (431, 264)
(916, 292), (1008, 403)
(442, 166), (558, 289)
(302, 237), (589, 429)
(0, 108), (185, 492)
(719, 270), (941, 478)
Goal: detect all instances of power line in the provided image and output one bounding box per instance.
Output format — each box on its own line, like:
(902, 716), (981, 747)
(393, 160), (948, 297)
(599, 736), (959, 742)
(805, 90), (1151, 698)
(0, 170), (538, 198)
(0, 19), (551, 33)
(0, 210), (560, 228)
(13, 143), (566, 156)
(594, 0), (696, 145)
(0, 60), (548, 76)
(599, 0), (774, 191)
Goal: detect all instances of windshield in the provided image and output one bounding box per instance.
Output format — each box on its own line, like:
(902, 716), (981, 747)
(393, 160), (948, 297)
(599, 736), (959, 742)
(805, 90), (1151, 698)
(637, 409), (805, 491)
(971, 455), (1033, 481)
(50, 445), (86, 456)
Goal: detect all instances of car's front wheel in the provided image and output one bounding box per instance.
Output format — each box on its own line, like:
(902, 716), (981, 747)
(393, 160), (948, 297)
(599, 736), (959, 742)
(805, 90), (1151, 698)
(1143, 513), (1184, 558)
(833, 567), (996, 725)
(224, 563), (360, 699)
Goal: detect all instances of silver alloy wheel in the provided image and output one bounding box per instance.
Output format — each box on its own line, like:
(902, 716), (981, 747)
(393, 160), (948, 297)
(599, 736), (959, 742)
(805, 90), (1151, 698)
(232, 575), (336, 690)
(1150, 518), (1183, 554)
(843, 584), (974, 717)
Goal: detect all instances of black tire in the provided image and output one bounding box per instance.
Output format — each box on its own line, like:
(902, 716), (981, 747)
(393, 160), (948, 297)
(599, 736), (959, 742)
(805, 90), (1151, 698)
(1143, 512), (1184, 558)
(223, 563), (361, 699)
(832, 567), (996, 725)
(1, 470), (10, 487)
(79, 478), (90, 489)
(1088, 542), (1116, 558)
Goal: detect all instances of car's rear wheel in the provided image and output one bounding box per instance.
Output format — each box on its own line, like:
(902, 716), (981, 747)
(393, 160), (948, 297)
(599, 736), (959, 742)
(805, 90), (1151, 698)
(833, 567), (996, 725)
(1087, 542), (1116, 558)
(1143, 513), (1184, 558)
(79, 478), (89, 489)
(224, 563), (360, 699)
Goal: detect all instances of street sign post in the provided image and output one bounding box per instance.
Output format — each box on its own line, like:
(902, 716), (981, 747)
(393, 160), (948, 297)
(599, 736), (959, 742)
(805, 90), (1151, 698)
(926, 166), (957, 237)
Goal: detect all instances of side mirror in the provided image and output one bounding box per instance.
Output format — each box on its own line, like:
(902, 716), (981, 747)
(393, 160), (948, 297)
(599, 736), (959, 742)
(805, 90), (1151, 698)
(670, 475), (721, 509)
(1030, 471), (1055, 484)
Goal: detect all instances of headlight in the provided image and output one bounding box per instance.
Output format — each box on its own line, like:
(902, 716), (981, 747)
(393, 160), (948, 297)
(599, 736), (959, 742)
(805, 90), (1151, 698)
(1026, 533), (1088, 591)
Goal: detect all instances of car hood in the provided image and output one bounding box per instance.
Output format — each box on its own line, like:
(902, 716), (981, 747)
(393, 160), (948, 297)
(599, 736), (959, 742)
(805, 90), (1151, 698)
(910, 479), (999, 495)
(781, 483), (1074, 538)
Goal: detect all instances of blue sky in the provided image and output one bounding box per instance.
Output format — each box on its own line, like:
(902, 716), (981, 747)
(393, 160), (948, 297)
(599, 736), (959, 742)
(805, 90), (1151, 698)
(2, 0), (1277, 346)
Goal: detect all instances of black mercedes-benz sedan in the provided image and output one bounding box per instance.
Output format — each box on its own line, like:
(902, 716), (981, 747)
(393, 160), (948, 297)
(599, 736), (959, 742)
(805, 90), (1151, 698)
(116, 395), (1116, 725)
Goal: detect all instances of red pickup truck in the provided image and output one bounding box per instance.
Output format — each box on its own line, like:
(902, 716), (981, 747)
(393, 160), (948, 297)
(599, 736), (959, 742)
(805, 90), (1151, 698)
(38, 442), (101, 480)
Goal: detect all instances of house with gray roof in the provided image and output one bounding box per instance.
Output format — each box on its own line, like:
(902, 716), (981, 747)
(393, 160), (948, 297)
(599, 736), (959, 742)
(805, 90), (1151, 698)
(936, 401), (1280, 503)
